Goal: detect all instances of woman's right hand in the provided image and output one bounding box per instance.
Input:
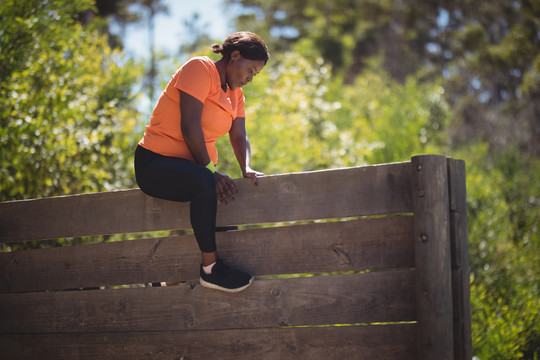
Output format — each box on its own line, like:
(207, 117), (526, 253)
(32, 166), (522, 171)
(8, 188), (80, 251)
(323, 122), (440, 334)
(214, 172), (238, 204)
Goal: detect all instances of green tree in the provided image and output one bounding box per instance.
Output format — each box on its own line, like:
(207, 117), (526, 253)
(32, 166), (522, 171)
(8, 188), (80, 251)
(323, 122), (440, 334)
(229, 0), (540, 156)
(328, 59), (450, 166)
(215, 52), (342, 176)
(459, 144), (540, 359)
(213, 51), (450, 177)
(225, 1), (539, 356)
(0, 0), (142, 200)
(441, 0), (540, 157)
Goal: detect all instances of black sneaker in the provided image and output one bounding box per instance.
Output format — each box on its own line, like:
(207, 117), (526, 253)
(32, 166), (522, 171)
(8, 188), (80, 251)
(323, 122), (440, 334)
(199, 259), (254, 293)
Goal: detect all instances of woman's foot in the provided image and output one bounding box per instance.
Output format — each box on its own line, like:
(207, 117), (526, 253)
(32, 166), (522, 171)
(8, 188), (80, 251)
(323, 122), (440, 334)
(199, 259), (254, 293)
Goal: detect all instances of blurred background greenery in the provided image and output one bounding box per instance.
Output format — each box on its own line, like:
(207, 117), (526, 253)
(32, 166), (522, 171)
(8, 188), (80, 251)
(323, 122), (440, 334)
(1, 0), (538, 358)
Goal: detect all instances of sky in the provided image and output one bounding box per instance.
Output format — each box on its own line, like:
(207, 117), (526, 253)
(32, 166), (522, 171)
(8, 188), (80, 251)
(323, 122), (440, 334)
(121, 0), (239, 59)
(118, 0), (242, 114)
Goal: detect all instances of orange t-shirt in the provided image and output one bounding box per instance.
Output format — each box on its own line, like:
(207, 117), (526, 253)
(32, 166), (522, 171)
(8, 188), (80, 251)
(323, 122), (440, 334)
(139, 56), (245, 165)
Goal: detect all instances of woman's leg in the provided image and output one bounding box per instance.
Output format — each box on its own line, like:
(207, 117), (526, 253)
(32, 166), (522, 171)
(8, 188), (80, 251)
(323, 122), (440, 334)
(134, 145), (217, 255)
(134, 145), (253, 292)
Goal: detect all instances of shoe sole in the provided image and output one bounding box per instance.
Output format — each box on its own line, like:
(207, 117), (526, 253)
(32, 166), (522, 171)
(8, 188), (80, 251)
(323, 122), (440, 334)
(199, 276), (254, 293)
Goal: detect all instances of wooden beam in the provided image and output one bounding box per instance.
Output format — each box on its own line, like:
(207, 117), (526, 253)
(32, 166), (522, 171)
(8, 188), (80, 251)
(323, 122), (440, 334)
(447, 158), (472, 360)
(1, 324), (417, 360)
(0, 271), (416, 334)
(0, 217), (414, 293)
(411, 155), (454, 359)
(0, 162), (412, 242)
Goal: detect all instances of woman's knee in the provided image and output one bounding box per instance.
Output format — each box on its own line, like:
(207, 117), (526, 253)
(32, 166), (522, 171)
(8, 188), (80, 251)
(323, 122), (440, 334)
(194, 168), (217, 197)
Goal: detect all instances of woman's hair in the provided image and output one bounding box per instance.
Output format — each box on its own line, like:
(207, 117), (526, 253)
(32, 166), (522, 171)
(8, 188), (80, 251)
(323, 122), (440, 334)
(212, 32), (269, 64)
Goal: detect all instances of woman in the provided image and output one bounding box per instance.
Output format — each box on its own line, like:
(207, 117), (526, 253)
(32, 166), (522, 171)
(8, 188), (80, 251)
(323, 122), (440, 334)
(134, 32), (269, 293)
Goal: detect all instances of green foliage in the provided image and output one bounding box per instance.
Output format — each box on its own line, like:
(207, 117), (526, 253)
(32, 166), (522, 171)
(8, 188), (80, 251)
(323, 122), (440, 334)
(217, 52), (342, 176)
(225, 0), (540, 356)
(232, 0), (540, 155)
(1, 0), (538, 357)
(216, 53), (450, 177)
(462, 145), (540, 359)
(0, 0), (142, 200)
(333, 61), (450, 165)
(215, 44), (539, 360)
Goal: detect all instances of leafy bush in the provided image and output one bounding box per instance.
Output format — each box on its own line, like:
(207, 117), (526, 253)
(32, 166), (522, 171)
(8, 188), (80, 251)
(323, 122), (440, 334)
(0, 0), (141, 201)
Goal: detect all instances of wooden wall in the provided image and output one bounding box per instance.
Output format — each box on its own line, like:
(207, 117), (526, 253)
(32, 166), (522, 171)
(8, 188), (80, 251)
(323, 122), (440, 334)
(0, 155), (471, 360)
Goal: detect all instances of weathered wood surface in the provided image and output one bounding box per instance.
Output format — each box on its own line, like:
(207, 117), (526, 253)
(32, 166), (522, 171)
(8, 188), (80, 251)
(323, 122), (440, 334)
(0, 162), (412, 242)
(1, 324), (418, 360)
(447, 158), (473, 360)
(411, 155), (454, 360)
(0, 155), (472, 360)
(0, 271), (416, 334)
(0, 216), (414, 293)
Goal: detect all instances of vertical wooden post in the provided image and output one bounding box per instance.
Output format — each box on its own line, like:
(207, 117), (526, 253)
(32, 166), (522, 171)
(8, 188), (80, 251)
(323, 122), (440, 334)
(411, 155), (454, 359)
(447, 158), (472, 360)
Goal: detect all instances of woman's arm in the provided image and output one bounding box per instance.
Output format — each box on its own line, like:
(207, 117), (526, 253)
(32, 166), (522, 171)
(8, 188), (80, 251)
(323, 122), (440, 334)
(180, 90), (238, 202)
(229, 116), (263, 185)
(179, 90), (211, 166)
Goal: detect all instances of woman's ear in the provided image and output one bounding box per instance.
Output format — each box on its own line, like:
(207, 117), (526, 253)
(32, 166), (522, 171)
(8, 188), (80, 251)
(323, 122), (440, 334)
(230, 50), (241, 62)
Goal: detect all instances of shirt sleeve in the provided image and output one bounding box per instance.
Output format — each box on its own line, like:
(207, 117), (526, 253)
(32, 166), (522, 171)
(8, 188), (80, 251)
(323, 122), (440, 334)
(175, 58), (212, 103)
(236, 88), (246, 118)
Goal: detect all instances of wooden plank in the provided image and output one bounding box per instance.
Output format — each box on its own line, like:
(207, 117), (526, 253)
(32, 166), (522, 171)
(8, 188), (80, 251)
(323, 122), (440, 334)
(411, 155), (454, 360)
(0, 217), (414, 293)
(0, 162), (412, 242)
(1, 324), (417, 360)
(447, 158), (472, 360)
(0, 271), (416, 334)
(0, 189), (180, 243)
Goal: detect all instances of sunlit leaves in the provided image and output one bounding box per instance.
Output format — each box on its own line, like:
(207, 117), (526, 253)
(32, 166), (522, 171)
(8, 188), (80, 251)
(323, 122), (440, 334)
(0, 0), (141, 200)
(216, 52), (451, 175)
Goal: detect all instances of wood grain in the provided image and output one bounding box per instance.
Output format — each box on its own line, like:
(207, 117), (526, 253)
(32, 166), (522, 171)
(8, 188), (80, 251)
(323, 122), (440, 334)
(0, 271), (416, 334)
(0, 216), (414, 293)
(447, 158), (473, 360)
(1, 324), (417, 360)
(411, 155), (454, 360)
(0, 162), (412, 242)
(0, 156), (472, 359)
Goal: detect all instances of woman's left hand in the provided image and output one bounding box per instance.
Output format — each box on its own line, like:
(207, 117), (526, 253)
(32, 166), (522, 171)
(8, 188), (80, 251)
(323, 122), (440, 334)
(214, 172), (238, 204)
(243, 167), (264, 186)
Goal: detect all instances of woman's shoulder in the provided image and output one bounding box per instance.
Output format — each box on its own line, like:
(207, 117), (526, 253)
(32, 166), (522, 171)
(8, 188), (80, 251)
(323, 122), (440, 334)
(174, 56), (220, 96)
(182, 56), (215, 72)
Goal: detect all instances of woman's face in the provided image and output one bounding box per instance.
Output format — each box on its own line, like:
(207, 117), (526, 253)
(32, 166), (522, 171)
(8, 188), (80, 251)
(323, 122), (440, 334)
(226, 50), (265, 90)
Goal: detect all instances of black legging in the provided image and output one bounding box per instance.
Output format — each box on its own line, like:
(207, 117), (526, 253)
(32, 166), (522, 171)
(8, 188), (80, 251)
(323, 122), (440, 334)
(134, 145), (217, 253)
